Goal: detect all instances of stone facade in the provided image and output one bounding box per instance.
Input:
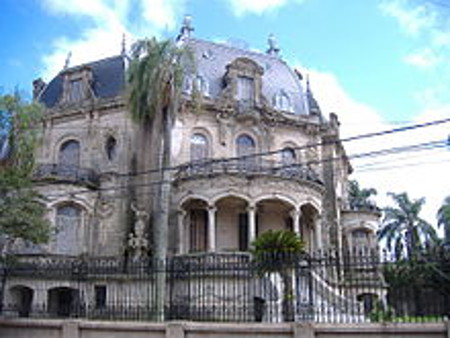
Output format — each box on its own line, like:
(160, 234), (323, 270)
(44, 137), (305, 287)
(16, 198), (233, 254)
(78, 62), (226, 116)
(4, 19), (382, 318)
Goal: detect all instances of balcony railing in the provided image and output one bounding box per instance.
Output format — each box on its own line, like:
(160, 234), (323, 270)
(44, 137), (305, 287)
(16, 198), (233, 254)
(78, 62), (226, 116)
(33, 163), (99, 187)
(175, 159), (323, 185)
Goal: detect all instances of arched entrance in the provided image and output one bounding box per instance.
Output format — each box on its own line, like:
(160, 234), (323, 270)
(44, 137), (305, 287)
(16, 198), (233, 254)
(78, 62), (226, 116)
(10, 285), (34, 317)
(299, 204), (320, 253)
(216, 196), (250, 251)
(181, 198), (209, 253)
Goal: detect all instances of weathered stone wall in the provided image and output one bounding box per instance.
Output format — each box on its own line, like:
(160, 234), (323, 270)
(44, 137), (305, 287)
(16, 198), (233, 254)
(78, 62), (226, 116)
(0, 319), (447, 338)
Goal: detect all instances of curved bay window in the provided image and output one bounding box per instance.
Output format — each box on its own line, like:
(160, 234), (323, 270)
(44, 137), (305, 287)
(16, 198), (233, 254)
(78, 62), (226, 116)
(54, 204), (83, 255)
(190, 133), (209, 161)
(236, 134), (256, 170)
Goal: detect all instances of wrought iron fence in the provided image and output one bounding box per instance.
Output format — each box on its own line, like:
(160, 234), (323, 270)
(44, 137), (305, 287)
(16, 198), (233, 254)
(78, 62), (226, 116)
(0, 250), (448, 323)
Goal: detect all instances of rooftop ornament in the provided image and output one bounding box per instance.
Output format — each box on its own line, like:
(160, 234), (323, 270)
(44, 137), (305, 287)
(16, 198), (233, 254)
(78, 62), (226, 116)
(177, 15), (194, 41)
(266, 34), (280, 57)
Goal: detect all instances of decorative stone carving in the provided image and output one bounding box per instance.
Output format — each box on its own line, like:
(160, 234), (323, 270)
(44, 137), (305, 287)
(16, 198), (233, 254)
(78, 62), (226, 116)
(128, 203), (149, 259)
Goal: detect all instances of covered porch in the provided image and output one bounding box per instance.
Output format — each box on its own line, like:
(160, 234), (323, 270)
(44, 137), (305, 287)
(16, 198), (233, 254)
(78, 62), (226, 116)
(176, 195), (322, 254)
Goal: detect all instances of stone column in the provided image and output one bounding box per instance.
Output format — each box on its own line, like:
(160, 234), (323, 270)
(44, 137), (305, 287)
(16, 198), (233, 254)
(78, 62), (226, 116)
(315, 214), (323, 251)
(177, 209), (186, 254)
(247, 204), (256, 247)
(290, 208), (301, 235)
(207, 206), (217, 252)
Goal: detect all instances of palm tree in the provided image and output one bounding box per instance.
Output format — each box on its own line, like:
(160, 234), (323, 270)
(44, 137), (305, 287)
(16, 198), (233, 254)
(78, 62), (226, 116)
(348, 180), (377, 210)
(252, 229), (305, 322)
(378, 192), (437, 259)
(127, 37), (194, 321)
(437, 196), (450, 246)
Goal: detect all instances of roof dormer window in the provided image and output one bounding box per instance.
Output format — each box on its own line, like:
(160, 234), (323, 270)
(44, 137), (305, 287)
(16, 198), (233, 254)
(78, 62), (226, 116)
(273, 91), (293, 112)
(61, 66), (93, 105)
(68, 78), (84, 103)
(237, 76), (254, 107)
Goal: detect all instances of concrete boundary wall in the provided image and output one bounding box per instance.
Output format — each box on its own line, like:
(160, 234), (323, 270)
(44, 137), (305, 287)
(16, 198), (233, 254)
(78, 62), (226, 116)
(0, 319), (449, 338)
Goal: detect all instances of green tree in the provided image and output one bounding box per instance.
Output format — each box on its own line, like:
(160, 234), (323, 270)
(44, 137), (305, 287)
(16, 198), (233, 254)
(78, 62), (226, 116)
(0, 93), (51, 313)
(348, 180), (377, 210)
(378, 192), (437, 259)
(437, 196), (450, 245)
(0, 93), (51, 253)
(126, 37), (194, 321)
(252, 229), (305, 322)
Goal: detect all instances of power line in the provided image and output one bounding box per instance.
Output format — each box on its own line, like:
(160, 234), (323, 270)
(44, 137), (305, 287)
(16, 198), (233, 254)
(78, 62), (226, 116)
(104, 116), (450, 179)
(41, 137), (448, 200)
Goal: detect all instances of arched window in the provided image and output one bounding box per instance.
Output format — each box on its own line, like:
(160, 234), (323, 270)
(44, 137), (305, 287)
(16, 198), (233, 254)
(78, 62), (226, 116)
(190, 133), (209, 161)
(281, 147), (296, 165)
(273, 92), (292, 112)
(54, 204), (83, 255)
(236, 134), (256, 169)
(58, 140), (80, 168)
(105, 136), (117, 161)
(236, 134), (255, 157)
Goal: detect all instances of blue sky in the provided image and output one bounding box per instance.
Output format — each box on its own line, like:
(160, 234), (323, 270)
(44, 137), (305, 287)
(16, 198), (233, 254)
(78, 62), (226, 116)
(0, 0), (449, 225)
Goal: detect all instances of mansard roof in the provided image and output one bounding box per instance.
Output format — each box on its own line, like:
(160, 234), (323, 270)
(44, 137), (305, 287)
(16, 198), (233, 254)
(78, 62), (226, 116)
(39, 55), (126, 108)
(187, 38), (308, 115)
(39, 38), (309, 115)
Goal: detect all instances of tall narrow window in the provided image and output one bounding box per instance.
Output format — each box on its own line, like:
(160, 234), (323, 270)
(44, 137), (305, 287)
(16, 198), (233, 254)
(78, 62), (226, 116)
(58, 140), (80, 168)
(105, 136), (117, 161)
(237, 76), (254, 107)
(54, 204), (82, 255)
(236, 134), (256, 169)
(190, 133), (209, 161)
(68, 79), (84, 103)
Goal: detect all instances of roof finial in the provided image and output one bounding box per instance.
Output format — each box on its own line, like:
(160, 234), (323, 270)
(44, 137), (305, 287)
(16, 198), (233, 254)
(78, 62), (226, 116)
(266, 33), (280, 56)
(177, 15), (194, 41)
(63, 51), (72, 70)
(305, 74), (321, 115)
(121, 33), (126, 56)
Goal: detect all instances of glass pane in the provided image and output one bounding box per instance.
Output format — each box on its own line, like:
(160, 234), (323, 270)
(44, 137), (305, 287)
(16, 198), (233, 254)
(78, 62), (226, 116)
(236, 135), (255, 157)
(58, 140), (80, 167)
(282, 148), (296, 164)
(237, 76), (254, 106)
(191, 133), (208, 161)
(68, 79), (84, 103)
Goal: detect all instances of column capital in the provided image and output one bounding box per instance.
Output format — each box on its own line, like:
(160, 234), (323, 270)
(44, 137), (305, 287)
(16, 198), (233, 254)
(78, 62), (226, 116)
(207, 204), (217, 212)
(290, 208), (301, 218)
(247, 203), (256, 212)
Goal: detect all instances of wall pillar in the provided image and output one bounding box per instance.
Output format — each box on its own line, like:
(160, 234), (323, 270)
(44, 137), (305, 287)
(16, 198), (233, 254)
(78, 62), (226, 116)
(177, 209), (187, 254)
(290, 208), (301, 235)
(315, 214), (323, 251)
(247, 204), (256, 247)
(207, 206), (217, 252)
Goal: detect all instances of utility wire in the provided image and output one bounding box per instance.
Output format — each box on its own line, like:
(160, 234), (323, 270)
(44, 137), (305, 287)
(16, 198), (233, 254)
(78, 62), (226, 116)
(40, 137), (448, 199)
(100, 117), (450, 179)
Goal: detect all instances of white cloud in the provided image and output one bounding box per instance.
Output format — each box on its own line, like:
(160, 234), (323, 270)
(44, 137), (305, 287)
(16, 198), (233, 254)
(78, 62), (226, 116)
(404, 48), (441, 69)
(225, 0), (305, 17)
(141, 0), (187, 31)
(304, 67), (450, 226)
(39, 0), (186, 80)
(379, 0), (435, 37)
